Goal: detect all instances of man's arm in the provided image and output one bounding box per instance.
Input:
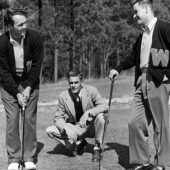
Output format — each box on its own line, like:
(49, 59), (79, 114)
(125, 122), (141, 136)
(54, 95), (77, 141)
(156, 21), (170, 79)
(86, 86), (108, 117)
(21, 31), (43, 89)
(114, 42), (137, 73)
(109, 40), (138, 80)
(0, 35), (20, 96)
(54, 96), (67, 132)
(79, 86), (108, 127)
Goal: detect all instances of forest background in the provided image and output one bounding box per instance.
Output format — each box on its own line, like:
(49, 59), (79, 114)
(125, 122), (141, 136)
(0, 0), (170, 83)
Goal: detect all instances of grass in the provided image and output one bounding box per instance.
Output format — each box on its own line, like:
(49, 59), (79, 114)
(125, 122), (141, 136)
(0, 75), (168, 170)
(38, 75), (135, 103)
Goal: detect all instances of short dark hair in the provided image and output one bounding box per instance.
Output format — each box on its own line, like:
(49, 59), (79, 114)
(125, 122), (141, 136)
(67, 70), (83, 81)
(131, 0), (153, 6)
(4, 8), (27, 27)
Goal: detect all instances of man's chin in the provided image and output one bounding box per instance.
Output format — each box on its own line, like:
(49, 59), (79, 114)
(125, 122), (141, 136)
(71, 90), (79, 94)
(137, 20), (143, 25)
(72, 91), (79, 94)
(22, 31), (26, 36)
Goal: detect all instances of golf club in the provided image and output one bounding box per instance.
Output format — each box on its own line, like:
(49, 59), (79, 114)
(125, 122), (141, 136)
(19, 104), (26, 170)
(99, 79), (115, 170)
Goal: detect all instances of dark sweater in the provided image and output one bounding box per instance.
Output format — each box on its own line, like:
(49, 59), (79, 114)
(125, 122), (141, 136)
(0, 29), (43, 96)
(114, 20), (170, 87)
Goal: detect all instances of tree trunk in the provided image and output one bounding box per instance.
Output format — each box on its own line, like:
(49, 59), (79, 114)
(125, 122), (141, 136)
(104, 57), (107, 77)
(122, 38), (125, 60)
(116, 39), (120, 66)
(100, 59), (104, 78)
(2, 9), (5, 33)
(88, 58), (91, 79)
(38, 0), (42, 28)
(88, 45), (94, 79)
(54, 43), (58, 82)
(79, 53), (82, 71)
(40, 39), (46, 84)
(69, 0), (74, 70)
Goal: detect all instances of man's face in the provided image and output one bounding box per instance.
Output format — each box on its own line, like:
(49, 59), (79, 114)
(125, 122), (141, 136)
(68, 76), (82, 94)
(12, 14), (27, 36)
(133, 2), (148, 26)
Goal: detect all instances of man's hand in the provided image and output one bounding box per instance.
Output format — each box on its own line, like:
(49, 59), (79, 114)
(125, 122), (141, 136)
(64, 125), (77, 141)
(17, 93), (26, 107)
(22, 86), (31, 102)
(109, 69), (119, 80)
(79, 111), (91, 128)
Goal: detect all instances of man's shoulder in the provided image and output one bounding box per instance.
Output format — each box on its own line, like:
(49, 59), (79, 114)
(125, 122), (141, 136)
(0, 31), (9, 41)
(83, 85), (98, 93)
(156, 20), (170, 28)
(26, 28), (38, 34)
(0, 32), (10, 47)
(59, 89), (69, 98)
(26, 29), (42, 39)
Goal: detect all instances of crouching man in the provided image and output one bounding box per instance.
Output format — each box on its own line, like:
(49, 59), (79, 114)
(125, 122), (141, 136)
(46, 70), (108, 162)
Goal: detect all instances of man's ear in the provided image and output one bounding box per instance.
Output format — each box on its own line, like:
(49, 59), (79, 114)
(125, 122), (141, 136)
(80, 79), (84, 85)
(145, 4), (149, 14)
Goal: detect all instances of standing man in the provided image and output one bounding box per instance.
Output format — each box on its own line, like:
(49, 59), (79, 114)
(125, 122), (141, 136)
(46, 70), (108, 162)
(109, 0), (170, 170)
(0, 8), (43, 170)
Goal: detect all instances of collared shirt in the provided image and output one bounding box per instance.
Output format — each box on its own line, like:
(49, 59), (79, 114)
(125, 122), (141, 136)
(10, 34), (25, 77)
(77, 90), (82, 102)
(140, 17), (157, 69)
(72, 88), (82, 102)
(72, 89), (83, 122)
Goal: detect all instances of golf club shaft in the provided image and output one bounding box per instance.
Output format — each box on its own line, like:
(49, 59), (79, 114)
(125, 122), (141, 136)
(108, 80), (114, 109)
(20, 104), (26, 170)
(98, 79), (114, 170)
(102, 79), (114, 143)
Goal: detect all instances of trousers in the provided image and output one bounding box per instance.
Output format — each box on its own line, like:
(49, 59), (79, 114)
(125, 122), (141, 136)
(46, 113), (105, 149)
(1, 87), (39, 164)
(128, 74), (170, 166)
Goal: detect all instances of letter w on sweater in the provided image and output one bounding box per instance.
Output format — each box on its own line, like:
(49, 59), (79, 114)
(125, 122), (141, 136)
(151, 48), (169, 67)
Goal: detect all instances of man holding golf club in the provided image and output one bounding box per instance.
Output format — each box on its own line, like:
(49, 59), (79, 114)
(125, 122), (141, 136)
(46, 70), (108, 162)
(0, 8), (43, 170)
(109, 0), (170, 170)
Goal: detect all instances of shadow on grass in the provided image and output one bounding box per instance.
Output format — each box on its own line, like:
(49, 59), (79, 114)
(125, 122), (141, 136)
(35, 141), (44, 163)
(106, 142), (134, 170)
(47, 142), (94, 157)
(47, 144), (75, 157)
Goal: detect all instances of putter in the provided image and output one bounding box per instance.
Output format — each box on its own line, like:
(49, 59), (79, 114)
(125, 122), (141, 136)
(19, 104), (26, 170)
(92, 79), (114, 170)
(99, 79), (115, 170)
(102, 79), (114, 151)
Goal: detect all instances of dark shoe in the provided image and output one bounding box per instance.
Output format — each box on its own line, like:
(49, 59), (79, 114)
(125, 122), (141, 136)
(77, 139), (87, 155)
(70, 140), (87, 156)
(134, 164), (155, 170)
(91, 149), (102, 162)
(72, 146), (78, 157)
(153, 165), (165, 170)
(67, 143), (77, 157)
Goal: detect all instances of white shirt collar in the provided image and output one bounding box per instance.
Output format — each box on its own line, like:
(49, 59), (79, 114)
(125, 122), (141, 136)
(147, 17), (157, 32)
(78, 89), (82, 98)
(9, 32), (26, 45)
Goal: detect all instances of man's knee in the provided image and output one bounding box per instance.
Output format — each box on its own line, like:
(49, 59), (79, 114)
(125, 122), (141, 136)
(94, 113), (106, 127)
(95, 113), (105, 123)
(46, 125), (60, 137)
(128, 116), (140, 132)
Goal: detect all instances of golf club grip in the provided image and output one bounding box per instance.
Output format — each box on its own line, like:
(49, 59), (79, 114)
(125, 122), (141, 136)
(108, 80), (114, 108)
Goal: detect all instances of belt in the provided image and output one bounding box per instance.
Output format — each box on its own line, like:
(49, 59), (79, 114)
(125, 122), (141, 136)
(141, 68), (148, 99)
